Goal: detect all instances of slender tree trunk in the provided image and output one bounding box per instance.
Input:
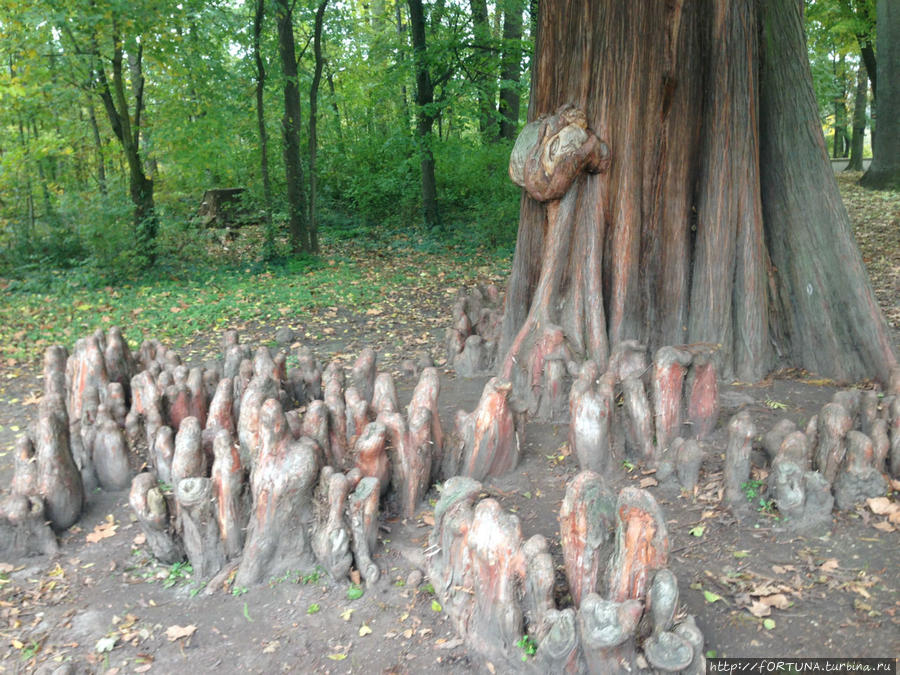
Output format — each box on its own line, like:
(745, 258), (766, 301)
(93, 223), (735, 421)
(861, 0), (900, 189)
(253, 0), (274, 254)
(846, 62), (868, 171)
(470, 0), (496, 139)
(275, 0), (311, 254)
(30, 119), (57, 225)
(94, 31), (157, 263)
(16, 117), (36, 240)
(395, 1), (411, 133)
(498, 0), (524, 140)
(325, 63), (343, 145)
(499, 0), (895, 398)
(407, 0), (439, 229)
(308, 1), (328, 253)
(833, 97), (847, 158)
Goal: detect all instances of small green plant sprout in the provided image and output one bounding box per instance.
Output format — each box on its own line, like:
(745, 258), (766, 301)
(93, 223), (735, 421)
(301, 567), (324, 585)
(162, 561), (193, 588)
(346, 584), (364, 600)
(20, 640), (40, 661)
(741, 479), (776, 513)
(515, 635), (538, 661)
(622, 460), (636, 473)
(231, 585), (249, 597)
(307, 603), (321, 614)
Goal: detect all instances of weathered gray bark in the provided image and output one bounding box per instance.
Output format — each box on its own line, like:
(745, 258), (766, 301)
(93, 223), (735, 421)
(846, 62), (868, 172)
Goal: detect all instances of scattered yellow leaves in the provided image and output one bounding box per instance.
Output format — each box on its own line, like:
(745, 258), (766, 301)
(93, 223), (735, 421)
(359, 624), (373, 637)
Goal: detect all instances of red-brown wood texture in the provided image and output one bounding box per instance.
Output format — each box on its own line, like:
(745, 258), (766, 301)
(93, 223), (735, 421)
(499, 0), (896, 389)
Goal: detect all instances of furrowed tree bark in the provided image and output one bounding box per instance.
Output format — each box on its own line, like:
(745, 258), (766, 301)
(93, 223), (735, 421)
(498, 0), (896, 398)
(860, 0), (900, 189)
(275, 0), (312, 253)
(760, 0), (896, 382)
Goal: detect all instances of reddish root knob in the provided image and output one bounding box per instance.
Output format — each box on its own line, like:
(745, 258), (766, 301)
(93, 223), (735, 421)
(457, 378), (518, 481)
(559, 471), (616, 608)
(606, 487), (668, 603)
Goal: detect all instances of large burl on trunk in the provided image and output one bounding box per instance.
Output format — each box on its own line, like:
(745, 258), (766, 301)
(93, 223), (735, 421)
(499, 0), (896, 404)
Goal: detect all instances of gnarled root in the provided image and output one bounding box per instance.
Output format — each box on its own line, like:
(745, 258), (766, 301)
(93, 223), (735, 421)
(348, 476), (381, 583)
(0, 493), (59, 558)
(236, 400), (319, 587)
(455, 378), (518, 481)
(559, 471), (616, 607)
(129, 472), (182, 564)
(176, 477), (225, 580)
(724, 411), (756, 514)
(312, 468), (354, 581)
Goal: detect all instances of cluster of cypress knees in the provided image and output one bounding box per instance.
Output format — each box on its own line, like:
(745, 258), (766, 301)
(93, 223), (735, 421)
(3, 319), (898, 673)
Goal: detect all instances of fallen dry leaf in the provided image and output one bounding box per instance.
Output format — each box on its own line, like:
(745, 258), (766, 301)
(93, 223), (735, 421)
(819, 558), (839, 573)
(359, 624), (373, 637)
(86, 515), (118, 544)
(639, 477), (659, 488)
(872, 521), (895, 533)
(165, 624), (197, 642)
(262, 640), (279, 653)
(866, 497), (898, 516)
(760, 593), (791, 610)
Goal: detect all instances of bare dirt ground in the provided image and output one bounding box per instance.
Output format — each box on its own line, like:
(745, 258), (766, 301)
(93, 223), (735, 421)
(0, 172), (898, 673)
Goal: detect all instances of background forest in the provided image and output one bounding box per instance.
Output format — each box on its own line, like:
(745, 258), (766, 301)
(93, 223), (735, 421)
(0, 0), (877, 284)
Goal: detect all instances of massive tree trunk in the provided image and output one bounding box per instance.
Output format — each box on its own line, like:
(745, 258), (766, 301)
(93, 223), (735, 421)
(275, 0), (312, 254)
(407, 0), (440, 229)
(846, 62), (868, 172)
(861, 0), (900, 190)
(499, 0), (896, 401)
